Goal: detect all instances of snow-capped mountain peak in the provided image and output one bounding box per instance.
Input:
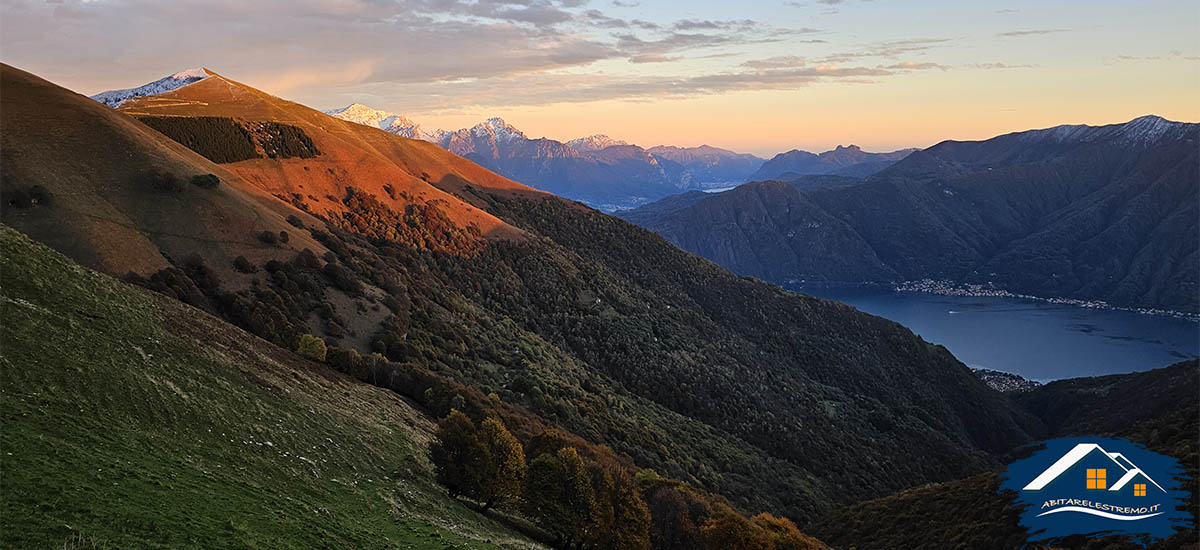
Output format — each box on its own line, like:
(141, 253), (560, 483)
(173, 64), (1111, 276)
(1022, 115), (1192, 146)
(324, 103), (436, 141)
(90, 68), (213, 108)
(566, 134), (630, 153)
(475, 117), (527, 142)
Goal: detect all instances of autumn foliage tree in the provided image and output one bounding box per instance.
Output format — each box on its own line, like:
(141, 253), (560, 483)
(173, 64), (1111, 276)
(751, 513), (826, 550)
(430, 411), (525, 512)
(476, 417), (526, 511)
(431, 411), (487, 498)
(700, 507), (775, 550)
(522, 447), (597, 547)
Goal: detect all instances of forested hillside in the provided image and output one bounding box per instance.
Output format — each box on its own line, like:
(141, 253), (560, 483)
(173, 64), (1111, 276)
(621, 116), (1200, 313)
(1, 64), (1044, 528)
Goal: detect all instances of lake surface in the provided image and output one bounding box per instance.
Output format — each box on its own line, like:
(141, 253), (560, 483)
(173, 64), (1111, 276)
(789, 286), (1199, 381)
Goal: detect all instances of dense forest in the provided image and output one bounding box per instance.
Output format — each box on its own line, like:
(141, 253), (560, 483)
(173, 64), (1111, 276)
(137, 115), (321, 163)
(125, 178), (1042, 526)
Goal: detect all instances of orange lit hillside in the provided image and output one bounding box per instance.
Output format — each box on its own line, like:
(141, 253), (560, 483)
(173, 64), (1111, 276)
(117, 70), (541, 241)
(0, 63), (326, 281)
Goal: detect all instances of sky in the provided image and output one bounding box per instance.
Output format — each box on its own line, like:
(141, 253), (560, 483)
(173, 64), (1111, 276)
(1, 0), (1197, 156)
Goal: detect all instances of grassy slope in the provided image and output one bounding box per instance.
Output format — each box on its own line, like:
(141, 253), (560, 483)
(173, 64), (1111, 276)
(0, 225), (541, 550)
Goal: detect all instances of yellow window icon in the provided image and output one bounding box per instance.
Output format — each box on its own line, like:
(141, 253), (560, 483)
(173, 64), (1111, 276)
(1086, 468), (1106, 489)
(1134, 484), (1146, 496)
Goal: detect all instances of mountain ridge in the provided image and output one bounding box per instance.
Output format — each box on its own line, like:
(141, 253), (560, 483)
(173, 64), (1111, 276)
(6, 63), (1047, 525)
(620, 115), (1200, 313)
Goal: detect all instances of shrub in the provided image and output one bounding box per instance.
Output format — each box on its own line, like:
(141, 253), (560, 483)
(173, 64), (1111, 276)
(233, 256), (257, 273)
(278, 231), (289, 243)
(143, 169), (184, 192)
(190, 173), (220, 189)
(4, 185), (52, 208)
(296, 334), (327, 362)
(257, 231), (278, 245)
(29, 185), (53, 206)
(286, 215), (305, 228)
(326, 346), (363, 377)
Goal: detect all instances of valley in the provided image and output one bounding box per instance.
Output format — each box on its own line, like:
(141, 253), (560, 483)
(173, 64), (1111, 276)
(0, 31), (1194, 548)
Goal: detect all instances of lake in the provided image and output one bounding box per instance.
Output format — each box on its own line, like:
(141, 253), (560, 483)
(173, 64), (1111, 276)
(789, 286), (1199, 382)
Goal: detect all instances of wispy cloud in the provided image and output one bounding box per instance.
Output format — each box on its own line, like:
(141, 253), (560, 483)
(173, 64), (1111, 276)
(1114, 50), (1200, 62)
(742, 55), (806, 69)
(997, 29), (1069, 37)
(877, 61), (949, 70)
(629, 54), (682, 63)
(966, 62), (1038, 69)
(819, 37), (952, 63)
(673, 19), (757, 31)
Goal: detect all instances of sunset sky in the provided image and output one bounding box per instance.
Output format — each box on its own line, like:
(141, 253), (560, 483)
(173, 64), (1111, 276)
(2, 0), (1196, 156)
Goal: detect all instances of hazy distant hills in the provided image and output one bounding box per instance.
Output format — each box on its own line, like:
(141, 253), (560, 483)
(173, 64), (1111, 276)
(750, 144), (918, 181)
(321, 102), (917, 210)
(620, 115), (1200, 313)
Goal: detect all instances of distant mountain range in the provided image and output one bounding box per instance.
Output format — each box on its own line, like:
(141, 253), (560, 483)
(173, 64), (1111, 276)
(14, 64), (1050, 529)
(321, 102), (912, 210)
(619, 115), (1200, 313)
(750, 145), (918, 180)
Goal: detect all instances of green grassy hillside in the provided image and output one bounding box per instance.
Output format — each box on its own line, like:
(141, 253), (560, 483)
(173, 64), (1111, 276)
(0, 225), (541, 549)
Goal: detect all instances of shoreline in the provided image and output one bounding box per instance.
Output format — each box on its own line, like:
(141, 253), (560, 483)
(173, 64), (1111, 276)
(783, 279), (1198, 321)
(892, 279), (1200, 321)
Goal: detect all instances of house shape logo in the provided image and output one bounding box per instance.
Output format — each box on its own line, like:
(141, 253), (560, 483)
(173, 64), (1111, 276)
(1022, 443), (1166, 519)
(1000, 437), (1192, 546)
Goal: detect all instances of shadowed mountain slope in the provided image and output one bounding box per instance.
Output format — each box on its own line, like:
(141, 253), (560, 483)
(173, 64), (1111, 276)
(0, 225), (543, 549)
(811, 361), (1198, 550)
(621, 116), (1200, 312)
(4, 64), (1045, 525)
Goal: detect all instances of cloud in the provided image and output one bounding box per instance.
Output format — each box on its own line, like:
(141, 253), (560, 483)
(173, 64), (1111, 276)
(256, 60), (378, 93)
(0, 0), (953, 115)
(1114, 51), (1200, 62)
(966, 62), (1038, 69)
(742, 55), (806, 69)
(819, 37), (952, 63)
(877, 61), (949, 70)
(629, 54), (682, 63)
(612, 0), (638, 6)
(997, 29), (1069, 37)
(673, 19), (757, 31)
